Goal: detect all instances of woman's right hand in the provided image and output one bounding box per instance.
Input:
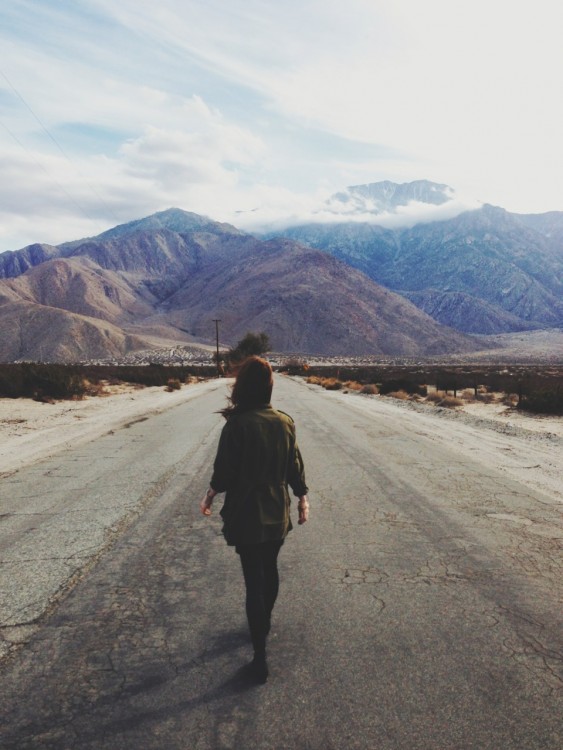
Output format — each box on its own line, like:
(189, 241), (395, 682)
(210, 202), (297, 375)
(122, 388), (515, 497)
(200, 488), (216, 516)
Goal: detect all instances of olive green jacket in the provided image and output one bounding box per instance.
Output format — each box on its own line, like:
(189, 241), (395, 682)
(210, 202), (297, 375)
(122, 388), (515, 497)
(210, 405), (308, 546)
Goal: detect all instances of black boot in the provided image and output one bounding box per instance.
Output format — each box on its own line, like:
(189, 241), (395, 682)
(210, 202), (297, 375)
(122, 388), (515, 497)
(250, 650), (268, 683)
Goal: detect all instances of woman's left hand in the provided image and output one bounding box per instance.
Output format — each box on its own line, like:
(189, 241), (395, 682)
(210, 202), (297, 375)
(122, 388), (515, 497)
(200, 488), (216, 516)
(297, 495), (309, 525)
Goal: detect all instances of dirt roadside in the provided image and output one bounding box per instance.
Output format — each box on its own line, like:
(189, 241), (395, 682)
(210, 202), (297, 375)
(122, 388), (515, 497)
(0, 379), (227, 475)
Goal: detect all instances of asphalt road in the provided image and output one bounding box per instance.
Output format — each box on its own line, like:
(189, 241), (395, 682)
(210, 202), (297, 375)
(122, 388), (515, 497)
(1, 376), (561, 749)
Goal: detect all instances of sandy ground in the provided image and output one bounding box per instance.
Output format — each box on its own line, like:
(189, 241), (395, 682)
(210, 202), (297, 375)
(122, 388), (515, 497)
(0, 379), (226, 475)
(325, 386), (562, 506)
(459, 400), (563, 437)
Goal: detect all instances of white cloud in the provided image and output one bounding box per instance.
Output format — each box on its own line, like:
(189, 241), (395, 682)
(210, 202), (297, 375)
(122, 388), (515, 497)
(229, 190), (481, 234)
(112, 2), (560, 213)
(0, 0), (562, 251)
(119, 102), (265, 190)
(0, 94), (268, 248)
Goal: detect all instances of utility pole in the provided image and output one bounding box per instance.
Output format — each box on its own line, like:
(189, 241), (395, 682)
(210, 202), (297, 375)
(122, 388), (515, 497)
(212, 319), (221, 376)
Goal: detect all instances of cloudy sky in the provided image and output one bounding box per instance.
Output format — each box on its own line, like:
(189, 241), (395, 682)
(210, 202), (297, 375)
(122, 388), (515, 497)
(1, 0), (561, 252)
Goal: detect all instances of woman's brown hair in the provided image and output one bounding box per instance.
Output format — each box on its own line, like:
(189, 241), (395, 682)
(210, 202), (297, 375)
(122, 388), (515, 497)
(221, 356), (273, 418)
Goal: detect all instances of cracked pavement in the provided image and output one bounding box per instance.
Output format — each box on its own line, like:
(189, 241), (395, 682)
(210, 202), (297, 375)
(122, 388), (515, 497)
(0, 376), (561, 749)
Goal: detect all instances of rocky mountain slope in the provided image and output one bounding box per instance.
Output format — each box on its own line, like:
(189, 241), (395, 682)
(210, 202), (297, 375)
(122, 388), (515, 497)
(3, 257), (154, 324)
(270, 195), (563, 334)
(518, 211), (563, 251)
(0, 299), (147, 362)
(0, 210), (477, 361)
(159, 238), (477, 356)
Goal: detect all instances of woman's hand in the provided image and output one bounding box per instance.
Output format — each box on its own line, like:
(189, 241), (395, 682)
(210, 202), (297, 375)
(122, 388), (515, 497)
(200, 488), (216, 516)
(297, 495), (309, 525)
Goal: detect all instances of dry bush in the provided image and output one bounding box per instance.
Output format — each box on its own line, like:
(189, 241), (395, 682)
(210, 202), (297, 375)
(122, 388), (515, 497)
(308, 376), (374, 393)
(323, 378), (343, 391)
(165, 378), (182, 391)
(380, 378), (426, 396)
(426, 390), (445, 403)
(306, 376), (323, 385)
(33, 393), (56, 404)
(84, 380), (109, 397)
(474, 384), (500, 401)
(503, 393), (519, 407)
(343, 380), (363, 391)
(440, 395), (463, 408)
(386, 390), (410, 400)
(460, 388), (476, 402)
(425, 391), (462, 407)
(478, 391), (498, 404)
(361, 383), (379, 395)
(519, 389), (563, 415)
(0, 364), (88, 400)
(282, 357), (309, 375)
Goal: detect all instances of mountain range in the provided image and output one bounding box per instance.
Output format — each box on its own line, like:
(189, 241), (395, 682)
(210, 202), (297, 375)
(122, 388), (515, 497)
(265, 190), (563, 335)
(0, 181), (561, 362)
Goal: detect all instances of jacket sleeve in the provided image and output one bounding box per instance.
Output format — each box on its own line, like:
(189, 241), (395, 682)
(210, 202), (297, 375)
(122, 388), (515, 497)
(288, 434), (308, 498)
(210, 420), (241, 493)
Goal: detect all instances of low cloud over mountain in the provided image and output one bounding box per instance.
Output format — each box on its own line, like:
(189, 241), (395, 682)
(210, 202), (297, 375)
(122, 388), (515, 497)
(235, 180), (481, 233)
(266, 186), (563, 335)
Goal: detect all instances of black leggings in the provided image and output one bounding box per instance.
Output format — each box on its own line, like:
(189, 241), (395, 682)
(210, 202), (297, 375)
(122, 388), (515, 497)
(237, 540), (284, 654)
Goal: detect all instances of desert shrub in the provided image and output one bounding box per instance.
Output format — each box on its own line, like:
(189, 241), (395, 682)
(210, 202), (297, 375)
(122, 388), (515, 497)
(0, 364), (87, 400)
(282, 357), (309, 375)
(425, 391), (462, 407)
(440, 395), (464, 408)
(360, 384), (379, 395)
(306, 376), (323, 385)
(323, 378), (343, 391)
(518, 389), (563, 415)
(31, 366), (87, 400)
(306, 375), (360, 392)
(477, 391), (498, 404)
(426, 390), (445, 403)
(343, 380), (363, 391)
(83, 379), (108, 397)
(379, 378), (426, 396)
(307, 375), (374, 394)
(82, 364), (214, 387)
(386, 390), (410, 400)
(0, 363), (214, 400)
(503, 393), (519, 407)
(460, 388), (476, 402)
(300, 366), (561, 401)
(0, 366), (24, 398)
(166, 378), (182, 391)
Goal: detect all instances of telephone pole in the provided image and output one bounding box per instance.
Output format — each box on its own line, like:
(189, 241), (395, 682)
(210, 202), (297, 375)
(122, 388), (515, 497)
(212, 319), (221, 376)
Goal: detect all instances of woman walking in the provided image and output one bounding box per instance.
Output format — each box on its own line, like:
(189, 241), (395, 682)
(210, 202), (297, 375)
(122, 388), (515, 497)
(200, 356), (309, 682)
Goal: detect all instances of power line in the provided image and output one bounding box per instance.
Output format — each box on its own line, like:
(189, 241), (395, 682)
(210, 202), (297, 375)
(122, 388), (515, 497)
(0, 117), (104, 227)
(0, 69), (121, 225)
